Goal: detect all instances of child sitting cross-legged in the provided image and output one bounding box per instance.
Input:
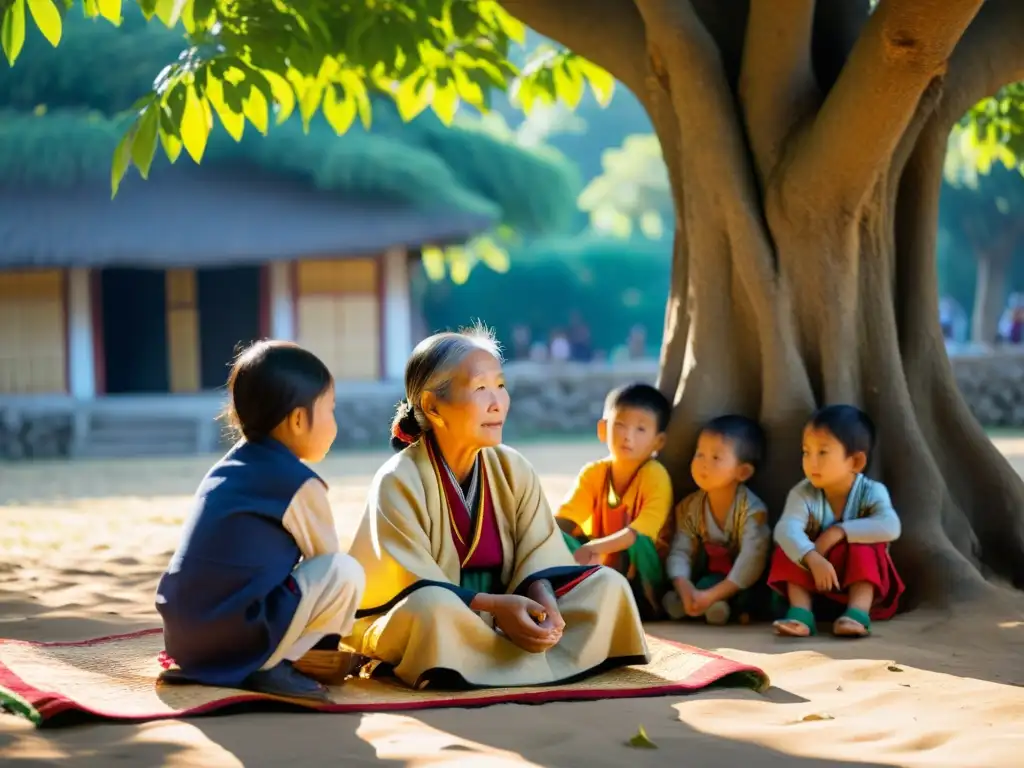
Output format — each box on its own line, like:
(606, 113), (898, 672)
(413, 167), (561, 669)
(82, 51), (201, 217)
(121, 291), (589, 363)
(662, 416), (771, 625)
(555, 383), (673, 618)
(769, 405), (904, 639)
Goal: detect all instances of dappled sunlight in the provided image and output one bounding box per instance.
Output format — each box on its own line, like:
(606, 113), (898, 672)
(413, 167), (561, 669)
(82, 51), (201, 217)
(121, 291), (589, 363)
(357, 713), (541, 767)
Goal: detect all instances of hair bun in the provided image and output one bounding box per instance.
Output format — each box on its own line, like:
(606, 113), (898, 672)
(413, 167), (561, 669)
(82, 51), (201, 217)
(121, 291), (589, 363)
(390, 399), (424, 451)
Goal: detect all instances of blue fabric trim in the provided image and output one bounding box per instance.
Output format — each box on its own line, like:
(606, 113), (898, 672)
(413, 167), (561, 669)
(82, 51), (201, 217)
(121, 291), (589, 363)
(513, 565), (595, 596)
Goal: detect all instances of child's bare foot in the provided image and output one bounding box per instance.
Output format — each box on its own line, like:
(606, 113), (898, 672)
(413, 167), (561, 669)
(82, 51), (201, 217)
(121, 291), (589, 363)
(704, 601), (730, 626)
(833, 608), (871, 638)
(773, 606), (816, 637)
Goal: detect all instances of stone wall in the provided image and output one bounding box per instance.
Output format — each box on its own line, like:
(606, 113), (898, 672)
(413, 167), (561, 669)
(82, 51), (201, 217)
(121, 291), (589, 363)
(2, 351), (1024, 460)
(330, 352), (1024, 445)
(0, 407), (74, 460)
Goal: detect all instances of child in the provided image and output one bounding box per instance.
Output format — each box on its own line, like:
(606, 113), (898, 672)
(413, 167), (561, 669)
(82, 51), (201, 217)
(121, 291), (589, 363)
(769, 405), (904, 638)
(555, 383), (673, 618)
(155, 340), (366, 700)
(662, 415), (771, 625)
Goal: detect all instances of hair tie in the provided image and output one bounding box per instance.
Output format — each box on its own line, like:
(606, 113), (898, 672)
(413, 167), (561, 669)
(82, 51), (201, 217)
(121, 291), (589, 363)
(391, 399), (418, 445)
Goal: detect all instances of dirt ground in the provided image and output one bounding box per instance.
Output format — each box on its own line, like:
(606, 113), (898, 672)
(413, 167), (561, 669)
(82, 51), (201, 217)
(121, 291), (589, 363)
(1, 438), (1024, 767)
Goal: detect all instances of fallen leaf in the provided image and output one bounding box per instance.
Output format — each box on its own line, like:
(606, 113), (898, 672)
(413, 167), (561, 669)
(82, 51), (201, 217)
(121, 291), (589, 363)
(626, 725), (658, 749)
(801, 713), (835, 722)
(887, 665), (904, 672)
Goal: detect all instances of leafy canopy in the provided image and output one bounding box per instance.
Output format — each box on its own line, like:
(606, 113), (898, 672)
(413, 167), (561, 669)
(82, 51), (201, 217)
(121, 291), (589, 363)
(0, 0), (615, 199)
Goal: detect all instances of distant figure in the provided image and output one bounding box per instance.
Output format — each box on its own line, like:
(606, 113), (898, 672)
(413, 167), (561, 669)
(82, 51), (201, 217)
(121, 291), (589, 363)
(568, 311), (594, 362)
(528, 341), (549, 362)
(627, 325), (648, 360)
(998, 294), (1024, 345)
(155, 341), (365, 701)
(511, 324), (532, 361)
(939, 296), (967, 343)
(549, 330), (571, 362)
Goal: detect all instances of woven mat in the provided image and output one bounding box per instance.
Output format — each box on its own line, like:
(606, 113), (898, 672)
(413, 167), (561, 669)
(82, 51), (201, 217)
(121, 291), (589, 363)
(0, 629), (769, 727)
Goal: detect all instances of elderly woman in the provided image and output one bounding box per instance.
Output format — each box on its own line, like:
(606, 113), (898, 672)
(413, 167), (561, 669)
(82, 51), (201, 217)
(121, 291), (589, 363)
(346, 327), (649, 689)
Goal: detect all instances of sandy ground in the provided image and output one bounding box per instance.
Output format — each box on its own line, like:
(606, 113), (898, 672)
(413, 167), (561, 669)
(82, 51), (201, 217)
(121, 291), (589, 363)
(2, 439), (1024, 767)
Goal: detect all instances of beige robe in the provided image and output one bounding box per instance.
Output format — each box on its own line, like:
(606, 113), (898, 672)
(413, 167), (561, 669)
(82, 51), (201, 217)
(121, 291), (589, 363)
(346, 440), (649, 689)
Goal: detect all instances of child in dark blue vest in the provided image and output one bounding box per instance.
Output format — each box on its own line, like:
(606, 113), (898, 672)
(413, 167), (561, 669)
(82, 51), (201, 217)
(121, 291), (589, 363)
(156, 340), (365, 700)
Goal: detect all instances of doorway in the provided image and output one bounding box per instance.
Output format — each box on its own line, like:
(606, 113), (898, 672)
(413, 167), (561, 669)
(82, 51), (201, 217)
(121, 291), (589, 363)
(197, 266), (264, 390)
(100, 269), (169, 394)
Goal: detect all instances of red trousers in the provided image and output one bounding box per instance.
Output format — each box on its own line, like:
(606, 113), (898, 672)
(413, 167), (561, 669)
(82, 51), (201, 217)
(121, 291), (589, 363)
(767, 541), (904, 620)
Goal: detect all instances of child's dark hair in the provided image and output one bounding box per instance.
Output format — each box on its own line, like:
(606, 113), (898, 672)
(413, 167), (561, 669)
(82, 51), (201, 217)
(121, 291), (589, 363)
(222, 340), (333, 443)
(603, 383), (672, 433)
(701, 415), (766, 470)
(807, 404), (876, 461)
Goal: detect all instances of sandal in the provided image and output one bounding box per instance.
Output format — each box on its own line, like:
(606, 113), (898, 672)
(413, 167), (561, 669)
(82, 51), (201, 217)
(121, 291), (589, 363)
(833, 607), (871, 638)
(773, 606), (816, 637)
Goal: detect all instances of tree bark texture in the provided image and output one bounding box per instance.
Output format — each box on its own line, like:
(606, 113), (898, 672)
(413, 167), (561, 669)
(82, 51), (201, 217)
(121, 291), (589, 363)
(501, 0), (1024, 606)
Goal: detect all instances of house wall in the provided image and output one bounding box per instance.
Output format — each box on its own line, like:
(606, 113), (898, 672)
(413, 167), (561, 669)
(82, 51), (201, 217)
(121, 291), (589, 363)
(166, 268), (201, 393)
(0, 269), (67, 394)
(295, 257), (382, 381)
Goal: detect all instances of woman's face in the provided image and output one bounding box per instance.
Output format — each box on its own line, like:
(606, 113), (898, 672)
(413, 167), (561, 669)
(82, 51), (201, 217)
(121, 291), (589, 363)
(429, 349), (510, 449)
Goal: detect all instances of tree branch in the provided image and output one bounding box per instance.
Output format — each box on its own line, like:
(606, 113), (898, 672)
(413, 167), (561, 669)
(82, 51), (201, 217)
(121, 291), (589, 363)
(788, 0), (984, 211)
(634, 0), (778, 309)
(497, 0), (650, 96)
(935, 0), (1024, 130)
(738, 0), (819, 186)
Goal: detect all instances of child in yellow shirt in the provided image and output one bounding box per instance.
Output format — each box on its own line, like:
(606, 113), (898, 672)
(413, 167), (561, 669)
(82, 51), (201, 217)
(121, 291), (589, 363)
(556, 383), (673, 618)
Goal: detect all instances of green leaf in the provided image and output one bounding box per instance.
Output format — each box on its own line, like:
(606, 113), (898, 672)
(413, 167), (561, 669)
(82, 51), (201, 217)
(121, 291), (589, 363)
(1, 0), (26, 66)
(578, 59), (615, 107)
(160, 129), (182, 164)
(153, 0), (185, 27)
(626, 726), (657, 749)
(553, 59), (585, 109)
(243, 84), (269, 135)
(206, 72), (245, 141)
(474, 236), (510, 273)
(26, 0), (61, 47)
(392, 70), (430, 121)
(431, 80), (459, 125)
(421, 246), (446, 281)
(323, 84), (357, 135)
(180, 83), (210, 163)
(264, 70), (296, 125)
(299, 77), (325, 131)
(447, 0), (478, 38)
(111, 125), (135, 199)
(447, 246), (471, 284)
(96, 0), (121, 25)
(131, 105), (160, 179)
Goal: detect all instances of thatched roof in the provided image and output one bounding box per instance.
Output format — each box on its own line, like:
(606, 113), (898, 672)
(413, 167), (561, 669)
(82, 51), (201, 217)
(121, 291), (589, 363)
(0, 11), (579, 269)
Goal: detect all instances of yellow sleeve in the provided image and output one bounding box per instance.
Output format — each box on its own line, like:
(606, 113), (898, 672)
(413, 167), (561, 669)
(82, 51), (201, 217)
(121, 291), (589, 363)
(628, 461), (674, 540)
(556, 461), (602, 527)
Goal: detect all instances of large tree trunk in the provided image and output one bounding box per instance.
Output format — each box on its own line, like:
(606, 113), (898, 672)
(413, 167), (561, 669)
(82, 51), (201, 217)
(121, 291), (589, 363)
(503, 0), (1024, 606)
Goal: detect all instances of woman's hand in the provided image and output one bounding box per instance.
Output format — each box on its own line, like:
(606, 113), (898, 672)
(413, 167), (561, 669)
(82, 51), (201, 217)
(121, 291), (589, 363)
(488, 595), (561, 653)
(527, 580), (566, 635)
